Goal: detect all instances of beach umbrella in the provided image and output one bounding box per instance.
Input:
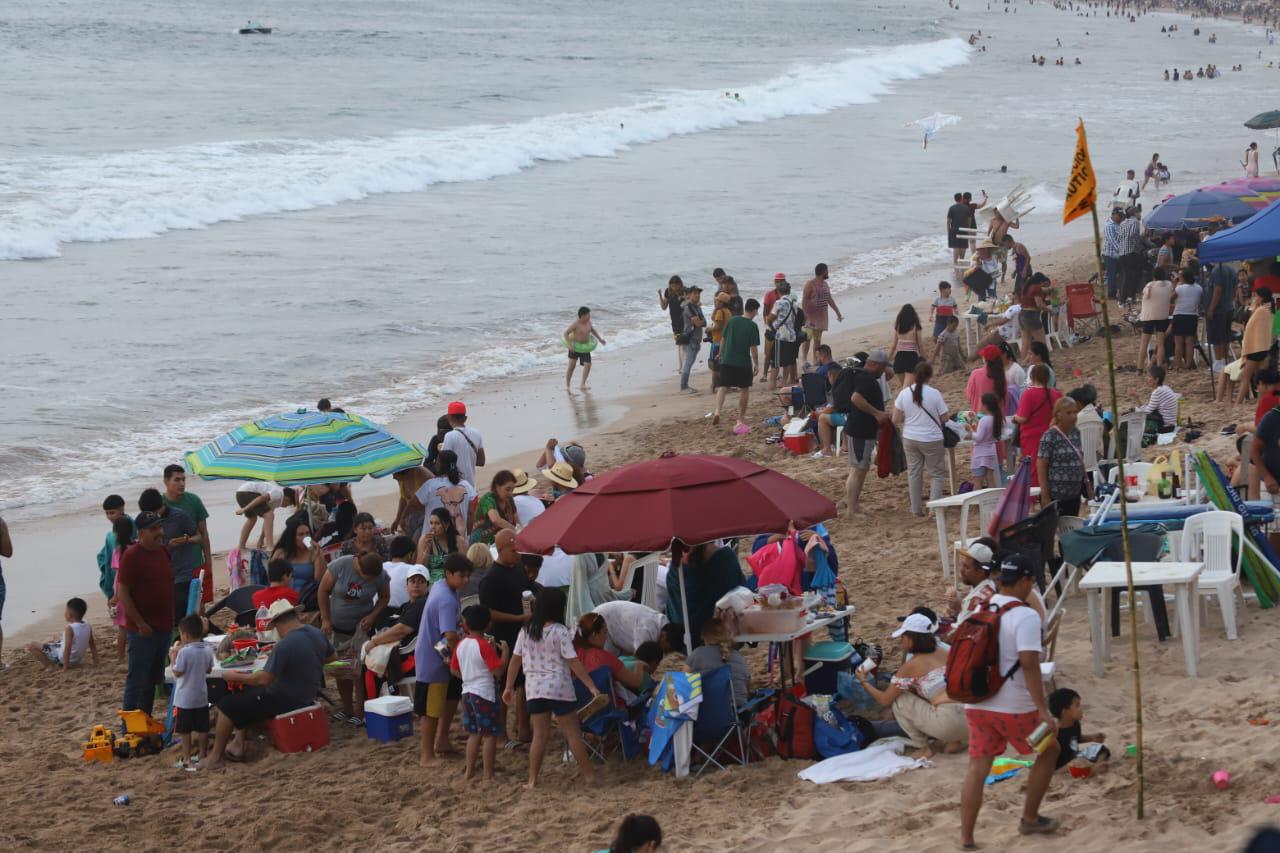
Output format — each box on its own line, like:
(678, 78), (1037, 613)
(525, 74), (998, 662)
(515, 452), (837, 653)
(1144, 189), (1259, 230)
(185, 409), (427, 486)
(988, 457), (1032, 538)
(1199, 177), (1280, 210)
(515, 453), (836, 555)
(907, 112), (960, 149)
(1244, 110), (1280, 130)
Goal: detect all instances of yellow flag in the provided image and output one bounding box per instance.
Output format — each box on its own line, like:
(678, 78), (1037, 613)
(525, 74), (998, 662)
(1063, 119), (1097, 224)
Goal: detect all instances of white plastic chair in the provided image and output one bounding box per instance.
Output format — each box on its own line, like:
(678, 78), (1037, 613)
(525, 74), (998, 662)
(1076, 420), (1104, 484)
(1107, 461), (1154, 487)
(950, 489), (1004, 581)
(622, 552), (662, 611)
(1045, 306), (1067, 350)
(1117, 410), (1146, 463)
(1179, 510), (1245, 640)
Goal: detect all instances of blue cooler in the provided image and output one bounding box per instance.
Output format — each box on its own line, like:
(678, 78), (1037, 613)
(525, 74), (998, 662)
(364, 696), (414, 742)
(803, 640), (854, 695)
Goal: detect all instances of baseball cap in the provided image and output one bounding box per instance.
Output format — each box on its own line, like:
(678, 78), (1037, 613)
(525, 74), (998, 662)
(866, 349), (889, 365)
(998, 553), (1036, 584)
(980, 344), (1002, 362)
(447, 401), (467, 417)
(688, 284), (703, 293)
(135, 511), (163, 530)
(774, 272), (787, 282)
(896, 605), (941, 632)
(959, 541), (996, 570)
(405, 566), (429, 582)
(892, 612), (936, 637)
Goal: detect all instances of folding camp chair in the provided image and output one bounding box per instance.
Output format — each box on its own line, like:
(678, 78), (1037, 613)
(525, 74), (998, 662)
(1064, 282), (1101, 339)
(800, 372), (828, 412)
(573, 667), (627, 763)
(998, 502), (1059, 592)
(206, 584), (264, 627)
(690, 666), (743, 776)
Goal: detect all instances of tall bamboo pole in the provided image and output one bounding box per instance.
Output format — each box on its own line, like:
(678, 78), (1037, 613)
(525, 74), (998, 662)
(1087, 204), (1145, 818)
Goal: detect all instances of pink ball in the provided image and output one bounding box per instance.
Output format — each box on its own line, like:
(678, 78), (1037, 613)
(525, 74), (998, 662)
(1213, 770), (1231, 789)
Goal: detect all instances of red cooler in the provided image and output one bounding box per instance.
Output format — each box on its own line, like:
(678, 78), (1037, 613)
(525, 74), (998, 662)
(267, 704), (330, 753)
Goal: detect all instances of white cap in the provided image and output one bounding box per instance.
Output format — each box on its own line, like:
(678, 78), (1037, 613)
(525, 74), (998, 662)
(892, 613), (936, 638)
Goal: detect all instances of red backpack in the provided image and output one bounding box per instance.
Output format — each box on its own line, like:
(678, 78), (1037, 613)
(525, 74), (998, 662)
(944, 600), (1025, 703)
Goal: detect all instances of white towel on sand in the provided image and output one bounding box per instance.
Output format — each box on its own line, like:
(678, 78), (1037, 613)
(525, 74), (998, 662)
(797, 740), (932, 784)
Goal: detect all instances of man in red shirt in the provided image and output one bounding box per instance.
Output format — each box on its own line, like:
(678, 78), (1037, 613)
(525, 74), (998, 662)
(1255, 369), (1280, 428)
(118, 511), (176, 716)
(253, 559), (301, 610)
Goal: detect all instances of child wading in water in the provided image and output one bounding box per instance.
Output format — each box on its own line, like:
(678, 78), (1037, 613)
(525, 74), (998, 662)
(450, 605), (509, 782)
(564, 306), (607, 389)
(502, 587), (603, 789)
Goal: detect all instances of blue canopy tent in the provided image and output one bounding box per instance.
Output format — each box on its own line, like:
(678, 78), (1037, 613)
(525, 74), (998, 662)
(1199, 198), (1280, 262)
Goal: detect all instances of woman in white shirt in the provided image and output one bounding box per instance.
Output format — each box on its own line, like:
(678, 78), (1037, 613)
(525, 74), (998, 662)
(893, 362), (950, 516)
(1171, 271), (1203, 371)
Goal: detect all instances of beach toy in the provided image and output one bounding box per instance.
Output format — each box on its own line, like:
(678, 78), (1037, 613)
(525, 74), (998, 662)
(82, 725), (116, 763)
(1213, 770), (1231, 789)
(1249, 717), (1270, 726)
(1069, 764), (1094, 779)
(562, 336), (598, 353)
(1125, 744), (1137, 756)
(1265, 795), (1280, 804)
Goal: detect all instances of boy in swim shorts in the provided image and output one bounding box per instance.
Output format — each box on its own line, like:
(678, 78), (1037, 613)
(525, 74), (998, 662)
(564, 306), (607, 389)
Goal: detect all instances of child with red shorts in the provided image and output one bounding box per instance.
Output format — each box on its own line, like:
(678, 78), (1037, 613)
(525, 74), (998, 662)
(450, 605), (509, 782)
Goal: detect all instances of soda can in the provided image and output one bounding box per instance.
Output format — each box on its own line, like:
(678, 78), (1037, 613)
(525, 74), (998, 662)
(113, 795), (130, 807)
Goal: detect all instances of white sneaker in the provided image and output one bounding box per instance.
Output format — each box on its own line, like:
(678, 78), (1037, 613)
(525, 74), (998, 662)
(811, 450), (828, 459)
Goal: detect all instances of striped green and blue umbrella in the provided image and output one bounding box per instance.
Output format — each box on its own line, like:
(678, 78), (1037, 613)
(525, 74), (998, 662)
(185, 409), (427, 485)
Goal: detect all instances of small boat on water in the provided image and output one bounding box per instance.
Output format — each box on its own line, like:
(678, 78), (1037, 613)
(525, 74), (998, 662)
(238, 21), (272, 34)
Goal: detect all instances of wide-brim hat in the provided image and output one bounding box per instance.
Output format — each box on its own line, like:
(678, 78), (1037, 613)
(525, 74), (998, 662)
(266, 597), (305, 625)
(510, 468), (536, 495)
(542, 461), (579, 490)
(975, 238), (998, 250)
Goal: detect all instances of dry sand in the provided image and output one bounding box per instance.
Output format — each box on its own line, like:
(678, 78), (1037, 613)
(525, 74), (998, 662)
(3, 241), (1280, 852)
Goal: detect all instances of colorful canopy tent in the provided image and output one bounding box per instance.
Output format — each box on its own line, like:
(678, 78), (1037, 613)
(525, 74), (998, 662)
(1198, 197), (1280, 262)
(185, 409), (427, 485)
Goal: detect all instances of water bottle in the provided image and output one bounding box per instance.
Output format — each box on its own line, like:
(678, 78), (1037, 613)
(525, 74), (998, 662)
(255, 605), (271, 642)
(521, 590), (534, 617)
(1028, 721), (1055, 753)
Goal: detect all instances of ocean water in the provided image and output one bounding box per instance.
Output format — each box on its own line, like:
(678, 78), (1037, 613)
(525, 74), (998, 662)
(2, 0), (1278, 516)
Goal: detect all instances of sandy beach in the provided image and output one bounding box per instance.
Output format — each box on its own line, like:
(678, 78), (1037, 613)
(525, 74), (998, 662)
(5, 236), (1280, 852)
(8, 0), (1280, 849)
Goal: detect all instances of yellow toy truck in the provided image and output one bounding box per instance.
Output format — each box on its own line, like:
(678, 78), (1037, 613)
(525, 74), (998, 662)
(113, 710), (165, 759)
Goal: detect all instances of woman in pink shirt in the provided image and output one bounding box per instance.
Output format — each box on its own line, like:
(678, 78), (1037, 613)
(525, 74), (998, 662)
(964, 344), (1014, 414)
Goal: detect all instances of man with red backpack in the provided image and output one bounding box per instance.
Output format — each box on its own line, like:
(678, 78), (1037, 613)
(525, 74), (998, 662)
(949, 553), (1060, 849)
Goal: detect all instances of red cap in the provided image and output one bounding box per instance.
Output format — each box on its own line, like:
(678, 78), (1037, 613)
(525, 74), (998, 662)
(447, 401), (467, 416)
(980, 344), (1002, 362)
(774, 272), (786, 282)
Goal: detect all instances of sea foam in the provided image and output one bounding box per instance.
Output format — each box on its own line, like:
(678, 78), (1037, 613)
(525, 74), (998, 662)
(0, 38), (971, 260)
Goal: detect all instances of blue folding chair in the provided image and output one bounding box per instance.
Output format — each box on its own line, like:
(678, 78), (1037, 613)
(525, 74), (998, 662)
(573, 666), (627, 763)
(691, 665), (775, 775)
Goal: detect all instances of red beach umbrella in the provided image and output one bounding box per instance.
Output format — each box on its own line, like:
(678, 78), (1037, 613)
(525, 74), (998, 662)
(515, 452), (837, 555)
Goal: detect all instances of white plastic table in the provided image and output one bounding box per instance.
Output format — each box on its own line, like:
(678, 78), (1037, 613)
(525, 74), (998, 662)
(1078, 561), (1202, 677)
(926, 488), (1004, 580)
(734, 607), (855, 689)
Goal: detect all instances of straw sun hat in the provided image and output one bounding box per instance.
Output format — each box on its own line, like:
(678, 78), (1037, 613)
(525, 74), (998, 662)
(542, 461), (578, 490)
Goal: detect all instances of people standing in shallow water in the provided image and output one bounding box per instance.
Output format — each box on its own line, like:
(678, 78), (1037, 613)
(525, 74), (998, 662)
(564, 306), (606, 390)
